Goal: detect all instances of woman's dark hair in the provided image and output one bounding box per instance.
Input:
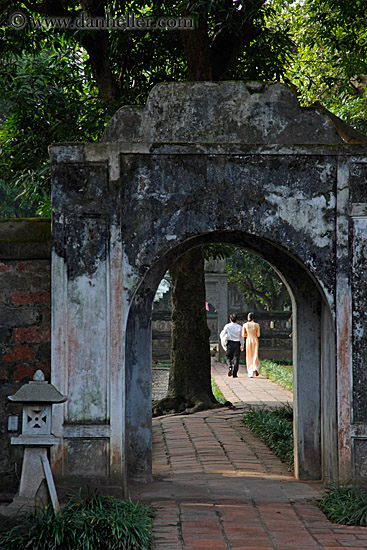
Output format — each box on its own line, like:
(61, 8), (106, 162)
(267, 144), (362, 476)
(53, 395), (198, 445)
(248, 312), (255, 321)
(230, 313), (238, 322)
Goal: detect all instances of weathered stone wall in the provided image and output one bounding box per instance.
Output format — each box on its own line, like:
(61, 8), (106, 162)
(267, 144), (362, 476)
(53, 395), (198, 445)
(50, 81), (367, 488)
(0, 219), (51, 490)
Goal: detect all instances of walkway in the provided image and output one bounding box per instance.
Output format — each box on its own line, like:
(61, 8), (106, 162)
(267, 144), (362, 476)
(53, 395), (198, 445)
(130, 360), (367, 549)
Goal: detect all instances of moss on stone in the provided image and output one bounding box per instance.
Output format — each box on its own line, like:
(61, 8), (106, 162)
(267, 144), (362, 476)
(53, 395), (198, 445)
(0, 218), (51, 243)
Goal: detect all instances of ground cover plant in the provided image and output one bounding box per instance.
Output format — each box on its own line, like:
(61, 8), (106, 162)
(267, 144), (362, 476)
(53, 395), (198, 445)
(242, 404), (294, 468)
(211, 378), (227, 405)
(259, 359), (293, 392)
(319, 483), (367, 526)
(0, 492), (154, 550)
(267, 358), (293, 366)
(152, 360), (170, 368)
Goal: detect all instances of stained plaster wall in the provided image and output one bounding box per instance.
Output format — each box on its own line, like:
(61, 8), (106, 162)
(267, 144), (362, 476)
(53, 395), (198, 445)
(50, 81), (367, 490)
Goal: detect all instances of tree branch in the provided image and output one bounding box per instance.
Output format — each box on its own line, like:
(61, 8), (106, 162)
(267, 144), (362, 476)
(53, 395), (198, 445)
(244, 275), (272, 310)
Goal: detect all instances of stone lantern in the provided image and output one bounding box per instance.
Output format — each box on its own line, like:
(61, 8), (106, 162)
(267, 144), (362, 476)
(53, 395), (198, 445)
(6, 369), (67, 514)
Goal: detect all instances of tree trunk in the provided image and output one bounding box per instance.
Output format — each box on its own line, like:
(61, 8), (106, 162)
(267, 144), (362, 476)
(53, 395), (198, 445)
(181, 14), (212, 80)
(152, 247), (223, 416)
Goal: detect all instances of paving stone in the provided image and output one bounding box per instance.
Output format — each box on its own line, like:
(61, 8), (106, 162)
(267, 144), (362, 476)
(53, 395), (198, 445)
(129, 359), (367, 550)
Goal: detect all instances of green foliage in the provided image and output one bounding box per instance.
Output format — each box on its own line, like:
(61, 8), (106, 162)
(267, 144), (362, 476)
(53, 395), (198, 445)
(185, 0), (294, 81)
(265, 358), (292, 366)
(259, 359), (293, 391)
(0, 179), (37, 218)
(319, 483), (367, 525)
(242, 404), (294, 467)
(0, 45), (114, 211)
(226, 248), (291, 311)
(0, 0), (295, 214)
(153, 360), (170, 368)
(36, 198), (52, 218)
(204, 243), (234, 261)
(4, 0), (367, 217)
(269, 0), (367, 134)
(211, 377), (226, 404)
(231, 1), (294, 82)
(0, 493), (154, 550)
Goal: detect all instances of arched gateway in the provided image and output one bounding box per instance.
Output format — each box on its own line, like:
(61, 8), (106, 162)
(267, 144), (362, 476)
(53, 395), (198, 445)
(50, 81), (367, 492)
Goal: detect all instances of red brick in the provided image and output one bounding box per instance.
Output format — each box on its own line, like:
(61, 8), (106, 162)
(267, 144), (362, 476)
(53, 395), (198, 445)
(0, 366), (10, 380)
(17, 263), (35, 271)
(13, 364), (35, 381)
(11, 291), (50, 305)
(14, 326), (50, 343)
(1, 345), (34, 361)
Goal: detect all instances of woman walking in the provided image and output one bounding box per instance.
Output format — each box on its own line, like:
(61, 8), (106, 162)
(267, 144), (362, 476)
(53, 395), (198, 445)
(241, 313), (260, 378)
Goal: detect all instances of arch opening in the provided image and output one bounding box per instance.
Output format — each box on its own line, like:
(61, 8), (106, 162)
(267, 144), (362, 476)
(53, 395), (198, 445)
(125, 230), (336, 485)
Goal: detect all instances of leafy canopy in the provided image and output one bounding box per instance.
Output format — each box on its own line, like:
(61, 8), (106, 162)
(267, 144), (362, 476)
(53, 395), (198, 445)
(226, 248), (291, 311)
(269, 0), (367, 134)
(0, 43), (113, 210)
(3, 0), (367, 216)
(0, 0), (293, 214)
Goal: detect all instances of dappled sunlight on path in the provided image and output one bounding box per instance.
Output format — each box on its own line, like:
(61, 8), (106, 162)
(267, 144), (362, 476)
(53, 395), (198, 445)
(128, 359), (366, 549)
(211, 359), (293, 408)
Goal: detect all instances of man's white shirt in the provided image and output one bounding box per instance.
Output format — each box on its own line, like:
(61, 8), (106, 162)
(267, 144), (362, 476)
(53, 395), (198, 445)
(220, 322), (244, 347)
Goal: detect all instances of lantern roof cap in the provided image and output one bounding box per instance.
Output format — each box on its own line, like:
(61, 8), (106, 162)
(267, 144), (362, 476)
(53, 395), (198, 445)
(8, 370), (67, 403)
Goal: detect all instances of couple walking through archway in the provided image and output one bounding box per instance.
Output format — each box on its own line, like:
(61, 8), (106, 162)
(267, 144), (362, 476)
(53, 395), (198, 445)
(220, 313), (260, 378)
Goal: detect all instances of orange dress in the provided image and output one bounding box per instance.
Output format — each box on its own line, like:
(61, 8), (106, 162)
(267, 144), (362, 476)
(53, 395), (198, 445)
(242, 321), (260, 376)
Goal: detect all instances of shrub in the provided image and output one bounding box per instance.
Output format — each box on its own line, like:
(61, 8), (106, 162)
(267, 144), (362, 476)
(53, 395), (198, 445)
(243, 404), (294, 468)
(259, 360), (293, 392)
(0, 492), (154, 550)
(319, 483), (367, 525)
(267, 358), (293, 366)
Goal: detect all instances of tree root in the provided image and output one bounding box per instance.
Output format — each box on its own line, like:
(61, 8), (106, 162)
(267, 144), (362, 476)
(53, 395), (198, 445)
(152, 396), (233, 417)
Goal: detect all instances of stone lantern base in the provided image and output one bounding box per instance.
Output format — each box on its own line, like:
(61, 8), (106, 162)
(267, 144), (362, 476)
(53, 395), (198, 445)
(0, 447), (59, 516)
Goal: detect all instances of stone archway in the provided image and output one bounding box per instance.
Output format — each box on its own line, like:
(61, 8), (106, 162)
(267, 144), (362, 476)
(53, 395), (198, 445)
(125, 231), (334, 484)
(50, 81), (367, 492)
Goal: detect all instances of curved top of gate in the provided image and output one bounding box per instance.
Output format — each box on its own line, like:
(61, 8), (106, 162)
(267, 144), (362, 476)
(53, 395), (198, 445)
(102, 81), (366, 145)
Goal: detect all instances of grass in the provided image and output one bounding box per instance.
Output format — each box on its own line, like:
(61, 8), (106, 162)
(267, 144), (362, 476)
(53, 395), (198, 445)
(242, 404), (294, 468)
(0, 492), (154, 550)
(259, 359), (293, 392)
(152, 360), (170, 368)
(211, 377), (227, 404)
(319, 483), (367, 525)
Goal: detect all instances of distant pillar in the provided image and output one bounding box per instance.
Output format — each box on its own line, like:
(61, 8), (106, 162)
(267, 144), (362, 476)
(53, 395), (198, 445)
(205, 259), (229, 359)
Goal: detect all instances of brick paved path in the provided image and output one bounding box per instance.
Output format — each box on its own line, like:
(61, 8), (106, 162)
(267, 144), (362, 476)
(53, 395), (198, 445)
(130, 360), (367, 549)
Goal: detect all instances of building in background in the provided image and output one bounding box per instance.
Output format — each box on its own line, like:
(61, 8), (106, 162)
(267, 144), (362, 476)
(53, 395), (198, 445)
(152, 258), (292, 362)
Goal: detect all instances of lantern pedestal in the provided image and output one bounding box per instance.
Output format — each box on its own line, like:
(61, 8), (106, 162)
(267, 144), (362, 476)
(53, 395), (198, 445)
(0, 370), (67, 516)
(11, 437), (60, 513)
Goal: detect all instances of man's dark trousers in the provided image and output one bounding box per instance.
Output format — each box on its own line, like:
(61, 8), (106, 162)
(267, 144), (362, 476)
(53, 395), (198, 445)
(226, 340), (241, 376)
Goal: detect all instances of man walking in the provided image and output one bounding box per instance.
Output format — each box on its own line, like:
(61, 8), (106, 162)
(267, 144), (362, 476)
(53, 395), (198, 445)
(220, 314), (244, 377)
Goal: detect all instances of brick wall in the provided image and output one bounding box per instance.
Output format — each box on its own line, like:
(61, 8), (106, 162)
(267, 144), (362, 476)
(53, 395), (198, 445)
(0, 219), (51, 492)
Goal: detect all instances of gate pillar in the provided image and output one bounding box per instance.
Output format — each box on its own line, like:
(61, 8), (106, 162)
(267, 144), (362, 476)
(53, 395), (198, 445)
(50, 155), (126, 491)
